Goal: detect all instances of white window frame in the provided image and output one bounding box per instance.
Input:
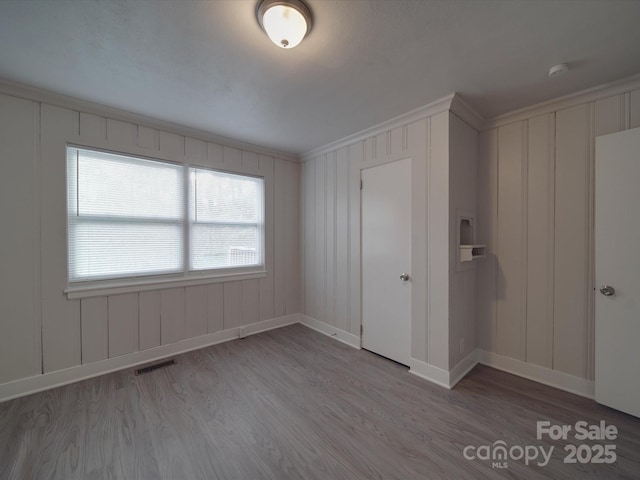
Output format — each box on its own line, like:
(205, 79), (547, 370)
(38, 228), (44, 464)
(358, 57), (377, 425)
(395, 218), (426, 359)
(188, 166), (265, 274)
(64, 145), (266, 300)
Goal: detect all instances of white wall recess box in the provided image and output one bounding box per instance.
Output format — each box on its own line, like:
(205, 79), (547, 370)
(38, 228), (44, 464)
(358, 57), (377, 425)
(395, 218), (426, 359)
(457, 214), (486, 264)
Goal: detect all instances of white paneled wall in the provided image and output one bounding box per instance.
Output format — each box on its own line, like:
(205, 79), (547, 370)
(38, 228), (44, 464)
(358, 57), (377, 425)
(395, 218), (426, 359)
(477, 88), (640, 381)
(448, 114), (478, 368)
(0, 92), (300, 387)
(0, 95), (41, 382)
(301, 108), (472, 372)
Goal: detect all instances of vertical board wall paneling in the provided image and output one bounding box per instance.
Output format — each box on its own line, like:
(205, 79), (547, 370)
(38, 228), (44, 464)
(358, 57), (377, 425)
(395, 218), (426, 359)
(525, 113), (555, 368)
(0, 88), (301, 390)
(206, 142), (224, 169)
(630, 89), (640, 129)
(427, 112), (450, 368)
(495, 120), (527, 361)
(335, 147), (350, 332)
(80, 297), (108, 364)
(325, 152), (337, 327)
(160, 288), (186, 345)
(476, 129), (498, 352)
(242, 150), (260, 174)
(259, 155), (275, 321)
(479, 92), (636, 379)
(223, 146), (242, 171)
(348, 142), (363, 335)
(409, 119), (428, 364)
(273, 159), (288, 317)
(314, 156), (327, 324)
(108, 293), (139, 358)
(79, 113), (106, 142)
(594, 95), (624, 137)
(448, 114), (478, 367)
(285, 161), (301, 315)
(185, 285), (207, 339)
(223, 281), (242, 329)
(185, 137), (206, 163)
(159, 131), (185, 157)
(207, 284), (224, 334)
(40, 104), (81, 372)
(241, 279), (260, 326)
(0, 95), (41, 382)
(137, 125), (160, 151)
(139, 291), (161, 350)
(590, 94), (626, 379)
(553, 104), (591, 378)
(106, 119), (136, 146)
(303, 160), (316, 319)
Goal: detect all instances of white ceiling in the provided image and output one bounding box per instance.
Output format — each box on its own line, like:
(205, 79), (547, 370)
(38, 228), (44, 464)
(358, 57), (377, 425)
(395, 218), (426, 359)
(0, 0), (639, 155)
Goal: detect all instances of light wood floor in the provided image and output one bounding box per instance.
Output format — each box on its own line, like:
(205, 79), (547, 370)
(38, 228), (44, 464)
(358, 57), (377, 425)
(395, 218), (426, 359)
(1, 324), (639, 479)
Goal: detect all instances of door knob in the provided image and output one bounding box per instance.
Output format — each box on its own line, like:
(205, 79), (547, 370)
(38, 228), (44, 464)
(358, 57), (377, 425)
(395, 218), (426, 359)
(400, 273), (410, 282)
(599, 285), (615, 296)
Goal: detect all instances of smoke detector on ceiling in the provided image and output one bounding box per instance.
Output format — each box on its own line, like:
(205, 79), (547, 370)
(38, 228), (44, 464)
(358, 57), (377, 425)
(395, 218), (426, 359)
(548, 63), (569, 78)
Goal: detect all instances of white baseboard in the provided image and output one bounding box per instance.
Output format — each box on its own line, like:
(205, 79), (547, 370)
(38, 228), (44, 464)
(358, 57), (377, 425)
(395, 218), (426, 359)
(1, 316), (595, 403)
(409, 350), (478, 390)
(475, 349), (595, 399)
(0, 314), (298, 403)
(408, 359), (451, 389)
(449, 353), (479, 387)
(298, 315), (361, 349)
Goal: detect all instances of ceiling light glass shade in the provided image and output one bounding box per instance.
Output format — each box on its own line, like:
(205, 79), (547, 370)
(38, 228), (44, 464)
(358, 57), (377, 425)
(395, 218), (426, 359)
(257, 0), (313, 49)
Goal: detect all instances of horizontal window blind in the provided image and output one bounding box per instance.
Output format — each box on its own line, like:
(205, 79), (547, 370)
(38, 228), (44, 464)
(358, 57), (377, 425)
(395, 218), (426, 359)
(67, 147), (184, 282)
(190, 168), (264, 270)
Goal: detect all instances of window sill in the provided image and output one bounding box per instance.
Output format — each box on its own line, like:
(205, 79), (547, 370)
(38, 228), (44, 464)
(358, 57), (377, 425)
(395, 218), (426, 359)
(65, 270), (267, 300)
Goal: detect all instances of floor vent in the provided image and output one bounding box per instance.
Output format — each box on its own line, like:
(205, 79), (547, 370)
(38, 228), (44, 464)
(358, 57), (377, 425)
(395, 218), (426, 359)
(135, 359), (176, 376)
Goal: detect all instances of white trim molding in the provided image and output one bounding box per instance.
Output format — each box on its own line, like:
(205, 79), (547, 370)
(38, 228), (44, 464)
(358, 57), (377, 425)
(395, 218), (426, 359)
(450, 94), (485, 131)
(475, 349), (595, 399)
(409, 351), (478, 390)
(65, 271), (268, 300)
(298, 314), (361, 349)
(484, 72), (640, 130)
(0, 314), (298, 403)
(302, 93), (456, 160)
(448, 353), (479, 387)
(408, 358), (452, 389)
(0, 77), (298, 163)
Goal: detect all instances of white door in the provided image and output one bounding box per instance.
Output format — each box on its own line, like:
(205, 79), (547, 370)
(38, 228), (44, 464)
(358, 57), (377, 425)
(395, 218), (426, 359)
(595, 127), (640, 418)
(361, 158), (412, 365)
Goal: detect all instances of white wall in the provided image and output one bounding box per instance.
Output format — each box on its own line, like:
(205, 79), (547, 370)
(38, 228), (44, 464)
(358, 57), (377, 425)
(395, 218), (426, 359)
(448, 113), (479, 368)
(0, 91), (300, 388)
(301, 99), (480, 375)
(477, 82), (640, 381)
(302, 117), (434, 364)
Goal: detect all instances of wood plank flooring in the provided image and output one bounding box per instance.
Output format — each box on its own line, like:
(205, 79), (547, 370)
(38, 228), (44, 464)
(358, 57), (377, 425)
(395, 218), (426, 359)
(1, 324), (639, 479)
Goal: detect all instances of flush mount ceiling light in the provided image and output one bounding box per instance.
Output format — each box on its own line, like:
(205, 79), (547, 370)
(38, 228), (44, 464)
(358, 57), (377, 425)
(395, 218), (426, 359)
(548, 63), (569, 78)
(256, 0), (313, 49)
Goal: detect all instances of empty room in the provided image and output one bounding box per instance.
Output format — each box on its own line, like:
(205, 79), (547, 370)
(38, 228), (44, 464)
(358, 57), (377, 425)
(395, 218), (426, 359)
(1, 0), (640, 478)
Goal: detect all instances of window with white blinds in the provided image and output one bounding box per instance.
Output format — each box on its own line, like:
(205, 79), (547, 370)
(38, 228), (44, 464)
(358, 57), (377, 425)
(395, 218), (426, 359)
(190, 168), (264, 270)
(66, 146), (264, 284)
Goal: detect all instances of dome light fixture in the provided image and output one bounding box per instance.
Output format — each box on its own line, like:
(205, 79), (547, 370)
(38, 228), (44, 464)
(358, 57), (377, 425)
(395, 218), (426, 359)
(548, 63), (569, 78)
(256, 0), (313, 49)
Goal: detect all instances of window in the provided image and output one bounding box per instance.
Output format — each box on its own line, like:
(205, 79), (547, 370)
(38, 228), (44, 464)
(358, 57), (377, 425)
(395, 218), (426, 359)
(190, 168), (264, 270)
(66, 146), (264, 285)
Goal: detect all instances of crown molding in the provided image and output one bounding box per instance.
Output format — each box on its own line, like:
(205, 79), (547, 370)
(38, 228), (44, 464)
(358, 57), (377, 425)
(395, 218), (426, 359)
(302, 93), (456, 160)
(0, 77), (298, 163)
(484, 72), (640, 130)
(449, 93), (485, 131)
